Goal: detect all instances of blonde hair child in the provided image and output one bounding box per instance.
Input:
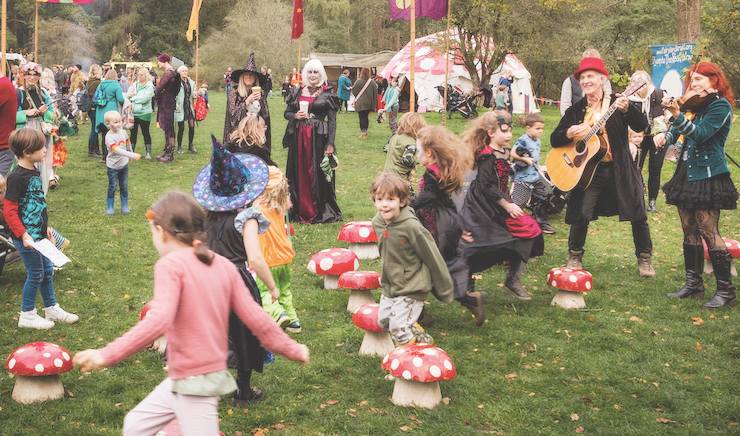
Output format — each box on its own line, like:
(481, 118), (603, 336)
(383, 112), (427, 193)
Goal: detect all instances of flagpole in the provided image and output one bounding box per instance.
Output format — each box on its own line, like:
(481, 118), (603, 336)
(409, 0), (416, 113)
(442, 0), (451, 125)
(297, 39), (301, 69)
(1, 0), (6, 76)
(34, 1), (39, 62)
(194, 28), (199, 85)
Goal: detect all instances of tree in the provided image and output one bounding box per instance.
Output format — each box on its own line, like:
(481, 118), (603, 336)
(37, 18), (96, 67)
(677, 0), (702, 42)
(702, 0), (739, 92)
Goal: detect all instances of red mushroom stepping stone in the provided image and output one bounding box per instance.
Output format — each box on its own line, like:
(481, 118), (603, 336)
(307, 248), (360, 289)
(381, 344), (457, 409)
(140, 303), (167, 354)
(702, 238), (739, 276)
(5, 342), (73, 404)
(339, 271), (380, 312)
(547, 267), (593, 309)
(352, 303), (395, 357)
(338, 221), (379, 260)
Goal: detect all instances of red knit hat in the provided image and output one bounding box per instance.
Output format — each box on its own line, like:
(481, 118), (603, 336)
(574, 57), (609, 79)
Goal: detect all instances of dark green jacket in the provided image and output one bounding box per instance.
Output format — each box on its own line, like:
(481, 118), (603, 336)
(372, 206), (453, 303)
(383, 133), (417, 187)
(665, 96), (733, 181)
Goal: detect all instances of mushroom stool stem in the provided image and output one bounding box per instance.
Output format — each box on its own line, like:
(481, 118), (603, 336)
(391, 379), (441, 409)
(324, 276), (340, 289)
(347, 290), (375, 312)
(359, 332), (395, 357)
(551, 291), (586, 309)
(12, 375), (64, 404)
(349, 243), (379, 260)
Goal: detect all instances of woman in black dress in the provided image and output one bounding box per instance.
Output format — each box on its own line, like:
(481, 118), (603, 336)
(155, 53), (180, 163)
(656, 61), (737, 308)
(283, 59), (342, 224)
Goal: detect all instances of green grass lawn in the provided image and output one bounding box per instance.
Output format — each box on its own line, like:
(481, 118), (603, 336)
(0, 93), (738, 435)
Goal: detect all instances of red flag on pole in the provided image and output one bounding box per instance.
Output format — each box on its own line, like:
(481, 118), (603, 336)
(291, 0), (304, 39)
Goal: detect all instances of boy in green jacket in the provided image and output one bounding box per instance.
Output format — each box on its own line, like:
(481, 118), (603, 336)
(371, 172), (453, 346)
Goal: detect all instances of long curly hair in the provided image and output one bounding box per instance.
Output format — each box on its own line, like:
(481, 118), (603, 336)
(416, 125), (471, 193)
(462, 111), (511, 164)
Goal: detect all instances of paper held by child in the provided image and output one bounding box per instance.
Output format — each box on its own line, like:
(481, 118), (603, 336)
(30, 239), (71, 267)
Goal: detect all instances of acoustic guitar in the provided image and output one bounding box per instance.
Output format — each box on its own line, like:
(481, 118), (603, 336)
(546, 79), (646, 192)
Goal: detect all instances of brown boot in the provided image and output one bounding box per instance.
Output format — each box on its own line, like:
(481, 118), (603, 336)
(458, 291), (487, 326)
(637, 252), (656, 277)
(565, 250), (584, 269)
(505, 260), (532, 300)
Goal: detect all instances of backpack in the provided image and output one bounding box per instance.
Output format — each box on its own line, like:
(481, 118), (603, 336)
(194, 95), (208, 121)
(93, 85), (107, 108)
(77, 86), (92, 112)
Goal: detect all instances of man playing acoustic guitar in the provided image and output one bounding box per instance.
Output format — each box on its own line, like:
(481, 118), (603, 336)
(550, 57), (655, 276)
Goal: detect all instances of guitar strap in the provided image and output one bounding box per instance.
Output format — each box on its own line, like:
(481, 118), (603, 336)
(584, 97), (612, 161)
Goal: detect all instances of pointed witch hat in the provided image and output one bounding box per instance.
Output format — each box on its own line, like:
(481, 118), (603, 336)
(192, 135), (269, 212)
(231, 52), (265, 85)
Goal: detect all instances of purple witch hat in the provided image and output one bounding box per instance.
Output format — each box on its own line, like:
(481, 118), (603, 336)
(192, 136), (269, 212)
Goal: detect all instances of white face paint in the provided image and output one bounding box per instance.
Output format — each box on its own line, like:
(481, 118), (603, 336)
(306, 67), (321, 86)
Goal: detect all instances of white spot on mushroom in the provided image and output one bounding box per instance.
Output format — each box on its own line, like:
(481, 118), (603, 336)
(8, 358), (15, 369)
(429, 365), (441, 377)
(62, 352), (70, 361)
(362, 308), (372, 315)
(402, 370), (412, 380)
(307, 260), (316, 273)
(54, 358), (63, 368)
(422, 348), (438, 356)
(354, 259), (359, 270)
(412, 357), (423, 367)
(382, 355), (389, 365)
(569, 274), (578, 283)
(35, 364), (44, 373)
(553, 270), (561, 275)
(443, 360), (452, 370)
(585, 281), (592, 290)
(16, 348), (25, 354)
(319, 257), (334, 271)
(391, 359), (400, 370)
(43, 352), (51, 358)
(320, 249), (331, 253)
(551, 280), (557, 286)
(359, 228), (371, 238)
(331, 252), (341, 257)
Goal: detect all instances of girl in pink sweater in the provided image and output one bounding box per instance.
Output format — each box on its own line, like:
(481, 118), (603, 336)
(74, 192), (309, 435)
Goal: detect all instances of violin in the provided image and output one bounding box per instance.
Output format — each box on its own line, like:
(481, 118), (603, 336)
(664, 89), (717, 112)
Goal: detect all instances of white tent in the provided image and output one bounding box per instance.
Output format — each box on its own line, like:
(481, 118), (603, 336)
(491, 54), (539, 114)
(380, 30), (479, 113)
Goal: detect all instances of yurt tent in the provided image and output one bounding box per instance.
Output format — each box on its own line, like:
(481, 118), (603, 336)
(491, 54), (539, 114)
(380, 30), (480, 112)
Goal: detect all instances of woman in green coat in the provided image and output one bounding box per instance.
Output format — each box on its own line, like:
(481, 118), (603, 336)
(126, 67), (155, 159)
(94, 69), (125, 161)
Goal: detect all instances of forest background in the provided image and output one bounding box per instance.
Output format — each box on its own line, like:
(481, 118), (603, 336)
(4, 0), (738, 100)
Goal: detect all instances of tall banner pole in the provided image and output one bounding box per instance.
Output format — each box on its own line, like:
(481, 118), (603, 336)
(34, 1), (39, 62)
(297, 40), (301, 69)
(1, 0), (7, 76)
(441, 0), (451, 125)
(409, 0), (416, 112)
(194, 28), (199, 85)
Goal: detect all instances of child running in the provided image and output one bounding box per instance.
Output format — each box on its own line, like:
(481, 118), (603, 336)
(372, 172), (453, 345)
(2, 128), (78, 329)
(104, 110), (141, 215)
(383, 112), (427, 195)
(411, 125), (485, 325)
(460, 111), (544, 301)
(73, 191), (309, 435)
(510, 112), (555, 234)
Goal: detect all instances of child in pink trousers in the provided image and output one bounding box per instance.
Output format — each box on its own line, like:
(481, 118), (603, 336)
(74, 191), (309, 436)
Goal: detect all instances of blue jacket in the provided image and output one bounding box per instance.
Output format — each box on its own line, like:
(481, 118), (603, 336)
(513, 133), (541, 183)
(665, 96), (733, 181)
(94, 79), (125, 133)
(337, 75), (352, 101)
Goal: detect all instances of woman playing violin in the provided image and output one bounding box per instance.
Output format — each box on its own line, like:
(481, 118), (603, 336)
(655, 61), (738, 308)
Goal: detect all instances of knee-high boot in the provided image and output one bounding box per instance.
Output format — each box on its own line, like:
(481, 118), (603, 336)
(667, 244), (705, 298)
(505, 259), (532, 300)
(704, 250), (737, 308)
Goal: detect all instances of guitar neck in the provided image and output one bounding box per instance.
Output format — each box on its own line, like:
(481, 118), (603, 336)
(585, 102), (618, 140)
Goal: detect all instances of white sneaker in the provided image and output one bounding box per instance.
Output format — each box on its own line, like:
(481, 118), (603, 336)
(18, 310), (55, 330)
(44, 304), (79, 324)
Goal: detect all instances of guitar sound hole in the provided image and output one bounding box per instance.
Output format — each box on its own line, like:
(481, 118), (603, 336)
(575, 140), (586, 154)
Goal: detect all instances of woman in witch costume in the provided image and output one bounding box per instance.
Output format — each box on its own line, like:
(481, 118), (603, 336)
(224, 53), (272, 154)
(193, 136), (282, 405)
(155, 53), (180, 163)
(283, 59), (342, 224)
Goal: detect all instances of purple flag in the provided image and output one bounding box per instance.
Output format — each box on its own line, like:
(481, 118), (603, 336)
(389, 0), (448, 21)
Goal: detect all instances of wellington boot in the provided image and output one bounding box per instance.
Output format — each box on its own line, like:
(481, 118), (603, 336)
(704, 250), (737, 308)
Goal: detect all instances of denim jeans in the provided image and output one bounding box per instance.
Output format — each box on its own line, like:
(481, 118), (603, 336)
(13, 238), (57, 311)
(107, 165), (129, 199)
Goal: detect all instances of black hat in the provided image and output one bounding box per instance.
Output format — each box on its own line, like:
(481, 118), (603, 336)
(231, 53), (264, 85)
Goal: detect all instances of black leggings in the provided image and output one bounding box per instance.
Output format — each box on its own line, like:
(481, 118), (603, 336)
(130, 117), (151, 151)
(678, 208), (725, 250)
(637, 135), (667, 200)
(358, 110), (370, 132)
(177, 120), (195, 149)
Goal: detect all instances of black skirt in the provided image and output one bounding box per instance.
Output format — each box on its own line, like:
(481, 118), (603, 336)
(227, 265), (267, 374)
(663, 161), (738, 210)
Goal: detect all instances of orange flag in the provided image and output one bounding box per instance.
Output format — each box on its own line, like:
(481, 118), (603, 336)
(186, 0), (203, 42)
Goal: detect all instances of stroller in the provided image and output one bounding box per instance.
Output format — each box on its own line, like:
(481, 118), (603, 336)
(436, 84), (478, 119)
(510, 147), (569, 218)
(52, 94), (79, 137)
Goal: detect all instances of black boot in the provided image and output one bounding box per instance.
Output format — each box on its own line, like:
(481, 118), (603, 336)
(565, 249), (584, 269)
(457, 291), (487, 326)
(505, 259), (532, 300)
(157, 143), (175, 163)
(667, 244), (705, 299)
(704, 250), (737, 308)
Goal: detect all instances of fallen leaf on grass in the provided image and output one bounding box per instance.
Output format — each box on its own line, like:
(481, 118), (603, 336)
(227, 409), (234, 416)
(629, 316), (643, 323)
(613, 404), (622, 411)
(575, 426), (585, 433)
(399, 425), (413, 432)
(273, 423), (286, 431)
(358, 400), (369, 407)
(252, 429), (267, 436)
(505, 372), (518, 381)
(570, 413), (580, 421)
(656, 417), (675, 424)
(694, 342), (704, 352)
(691, 316), (704, 326)
(348, 408), (358, 417)
(477, 404), (485, 409)
(442, 397), (450, 405)
(326, 399), (339, 405)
